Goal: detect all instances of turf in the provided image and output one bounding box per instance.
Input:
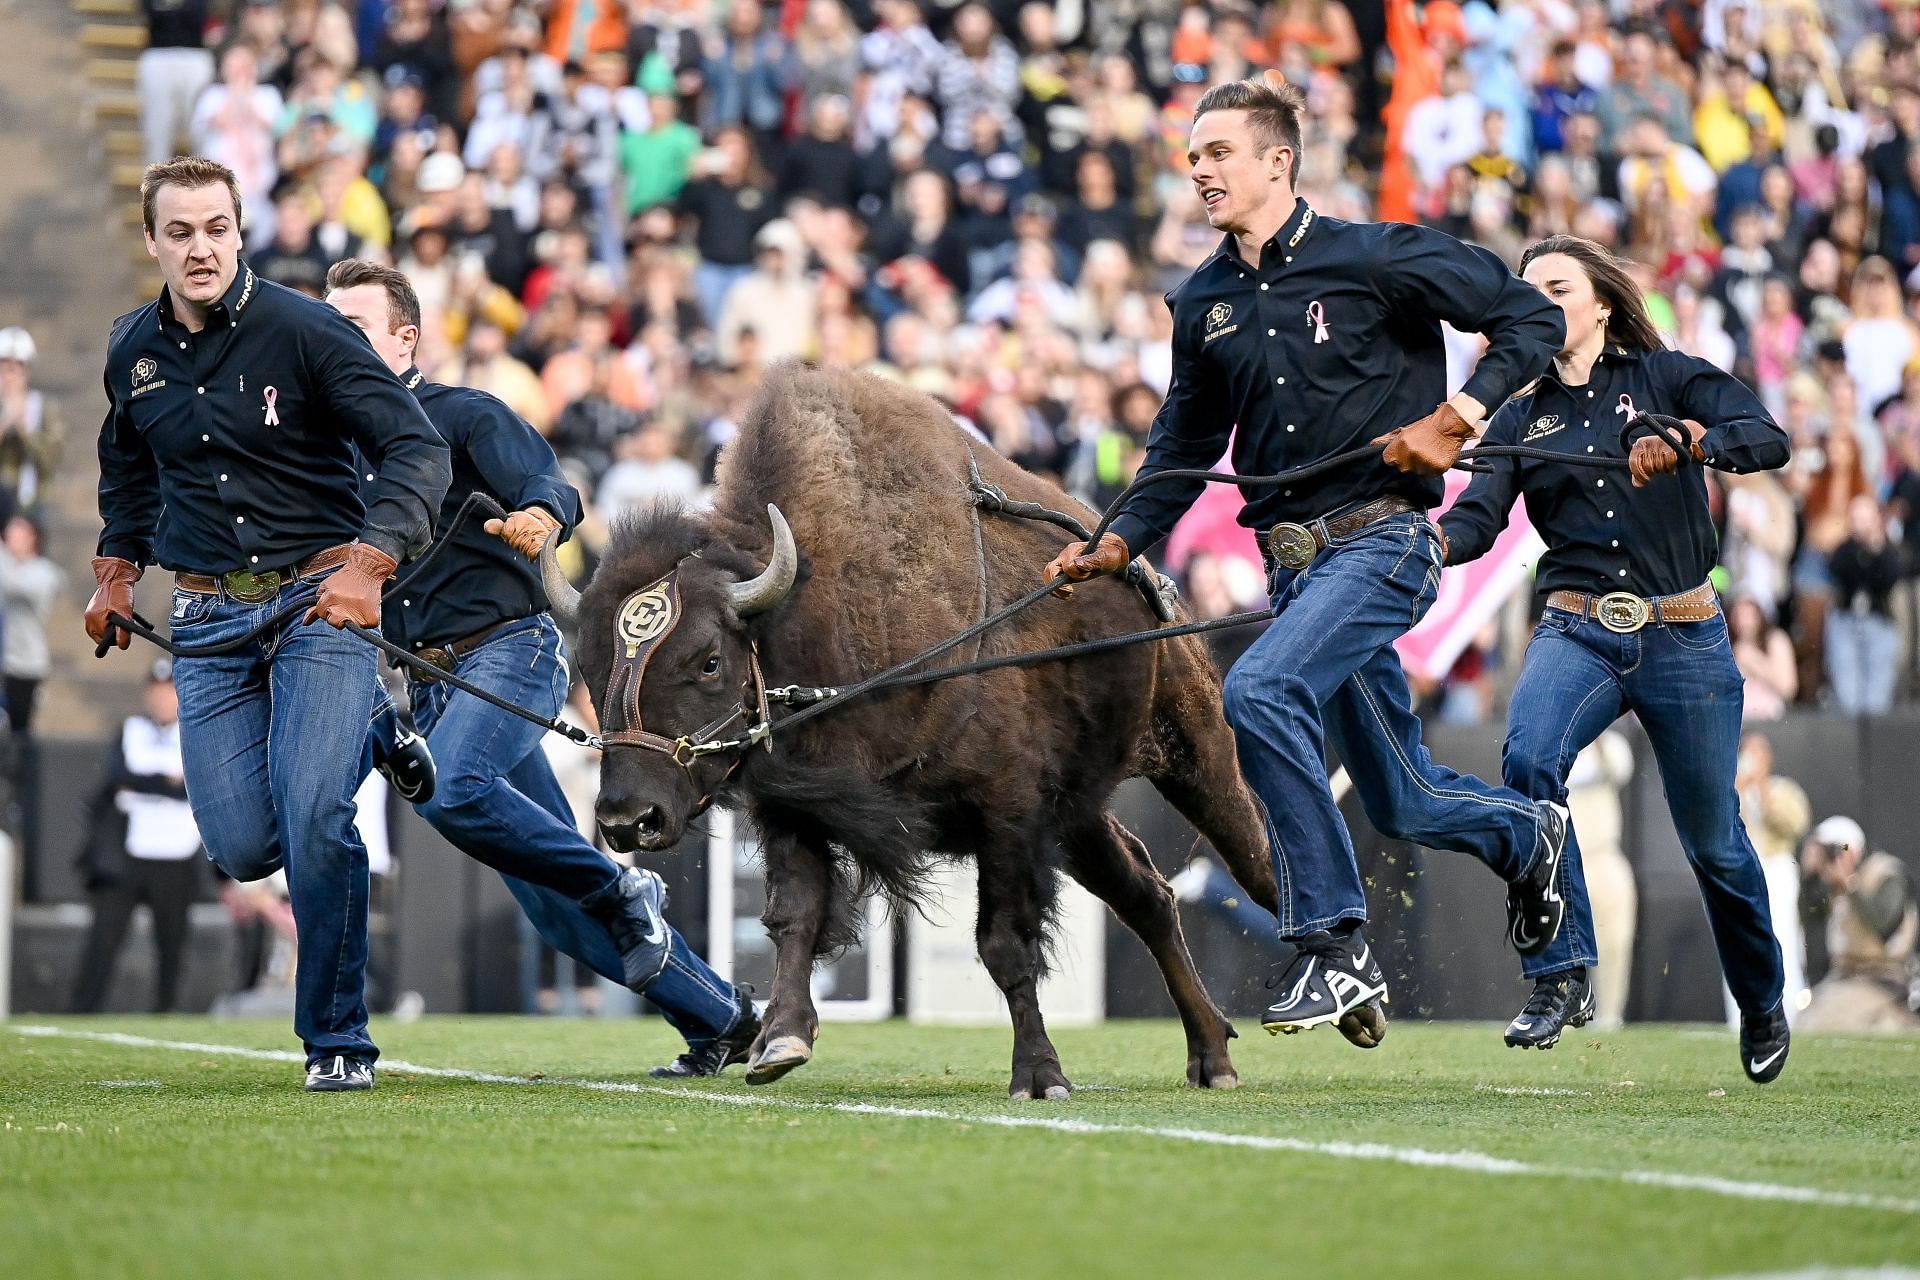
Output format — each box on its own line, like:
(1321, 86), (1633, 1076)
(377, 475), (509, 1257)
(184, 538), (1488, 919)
(3, 1016), (1918, 1280)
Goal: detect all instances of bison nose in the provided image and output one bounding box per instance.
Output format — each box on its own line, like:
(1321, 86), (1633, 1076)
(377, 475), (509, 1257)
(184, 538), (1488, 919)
(632, 804), (665, 841)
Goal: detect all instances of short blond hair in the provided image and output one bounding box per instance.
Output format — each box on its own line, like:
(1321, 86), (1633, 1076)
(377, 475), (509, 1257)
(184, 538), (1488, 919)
(1193, 75), (1309, 184)
(140, 156), (244, 235)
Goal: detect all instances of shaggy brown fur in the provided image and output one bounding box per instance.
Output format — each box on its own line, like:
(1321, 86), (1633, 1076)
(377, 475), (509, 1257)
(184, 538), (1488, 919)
(572, 362), (1275, 1098)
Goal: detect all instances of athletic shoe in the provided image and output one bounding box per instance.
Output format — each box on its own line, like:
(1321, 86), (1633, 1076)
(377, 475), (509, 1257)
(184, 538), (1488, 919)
(1740, 1006), (1791, 1084)
(1506, 801), (1570, 958)
(1262, 925), (1389, 1040)
(304, 1055), (375, 1092)
(1504, 968), (1595, 1049)
(376, 729), (437, 804)
(582, 866), (672, 989)
(650, 989), (761, 1078)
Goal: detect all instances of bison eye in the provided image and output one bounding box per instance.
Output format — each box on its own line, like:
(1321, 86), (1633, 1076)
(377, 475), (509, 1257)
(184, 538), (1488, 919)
(701, 653), (722, 678)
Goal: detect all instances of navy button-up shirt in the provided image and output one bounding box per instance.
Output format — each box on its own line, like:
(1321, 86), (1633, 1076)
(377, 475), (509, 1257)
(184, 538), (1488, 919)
(97, 263), (451, 573)
(1440, 344), (1790, 599)
(1108, 200), (1566, 555)
(383, 369), (582, 651)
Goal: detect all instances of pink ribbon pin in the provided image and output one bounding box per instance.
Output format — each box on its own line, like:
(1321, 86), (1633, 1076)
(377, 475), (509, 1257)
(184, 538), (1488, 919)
(1615, 393), (1637, 420)
(1307, 301), (1330, 344)
(262, 386), (279, 427)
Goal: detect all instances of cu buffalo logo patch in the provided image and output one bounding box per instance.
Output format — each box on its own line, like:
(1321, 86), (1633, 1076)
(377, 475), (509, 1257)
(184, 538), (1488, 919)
(132, 358), (157, 387)
(1207, 302), (1233, 330)
(617, 582), (676, 658)
(1523, 414), (1565, 442)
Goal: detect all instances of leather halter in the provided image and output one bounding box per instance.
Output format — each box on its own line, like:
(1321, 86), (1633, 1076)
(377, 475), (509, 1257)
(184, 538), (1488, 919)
(596, 567), (772, 816)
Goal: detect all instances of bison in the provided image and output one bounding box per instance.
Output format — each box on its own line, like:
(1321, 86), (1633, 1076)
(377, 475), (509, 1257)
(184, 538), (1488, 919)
(543, 363), (1276, 1098)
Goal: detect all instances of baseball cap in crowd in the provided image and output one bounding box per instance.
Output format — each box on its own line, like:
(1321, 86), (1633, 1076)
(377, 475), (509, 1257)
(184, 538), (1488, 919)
(0, 327), (35, 363)
(417, 151), (467, 194)
(1812, 815), (1865, 852)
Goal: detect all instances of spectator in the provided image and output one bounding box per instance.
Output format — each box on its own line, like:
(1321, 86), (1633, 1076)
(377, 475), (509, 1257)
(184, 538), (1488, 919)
(372, 0), (458, 125)
(1404, 60), (1485, 202)
(137, 0), (214, 164)
(541, 305), (650, 424)
(1598, 28), (1694, 150)
(717, 218), (820, 367)
(621, 92), (702, 218)
(444, 314), (551, 433)
(1057, 150), (1140, 257)
(1842, 257), (1920, 416)
(704, 0), (788, 149)
(1567, 731), (1636, 1031)
(777, 93), (863, 211)
(678, 126), (778, 329)
(1733, 731), (1811, 1024)
(596, 422), (705, 516)
(933, 4), (1022, 157)
(69, 663), (202, 1015)
(0, 328), (65, 513)
(1728, 593), (1800, 722)
(0, 515), (59, 735)
(788, 0), (861, 103)
(190, 43), (284, 235)
(1826, 494), (1903, 714)
(1798, 816), (1920, 1032)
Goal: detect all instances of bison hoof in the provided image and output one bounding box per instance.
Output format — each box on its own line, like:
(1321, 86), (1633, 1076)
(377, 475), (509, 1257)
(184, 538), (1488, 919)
(744, 1035), (813, 1085)
(1337, 1000), (1389, 1050)
(1008, 1065), (1072, 1102)
(1187, 1064), (1241, 1090)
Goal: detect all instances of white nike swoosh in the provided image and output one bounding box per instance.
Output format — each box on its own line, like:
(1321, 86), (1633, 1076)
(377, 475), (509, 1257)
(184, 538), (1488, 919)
(1749, 1046), (1786, 1074)
(643, 910), (666, 946)
(1513, 1018), (1532, 1031)
(1353, 944), (1371, 971)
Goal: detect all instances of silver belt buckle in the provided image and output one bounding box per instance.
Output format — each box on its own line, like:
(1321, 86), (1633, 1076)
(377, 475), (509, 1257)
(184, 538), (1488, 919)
(1595, 591), (1650, 634)
(1267, 522), (1317, 570)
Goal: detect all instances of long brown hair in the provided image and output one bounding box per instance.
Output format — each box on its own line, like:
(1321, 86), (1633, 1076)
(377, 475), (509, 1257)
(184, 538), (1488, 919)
(1519, 234), (1665, 353)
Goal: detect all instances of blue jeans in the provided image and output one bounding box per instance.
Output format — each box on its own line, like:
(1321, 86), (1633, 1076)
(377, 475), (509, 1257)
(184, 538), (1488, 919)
(1824, 610), (1899, 714)
(170, 575), (380, 1066)
(405, 613), (743, 1044)
(1503, 607), (1785, 1016)
(1226, 513), (1543, 939)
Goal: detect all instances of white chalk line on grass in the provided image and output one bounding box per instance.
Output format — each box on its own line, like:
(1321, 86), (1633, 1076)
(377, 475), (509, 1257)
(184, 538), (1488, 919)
(10, 1024), (1920, 1217)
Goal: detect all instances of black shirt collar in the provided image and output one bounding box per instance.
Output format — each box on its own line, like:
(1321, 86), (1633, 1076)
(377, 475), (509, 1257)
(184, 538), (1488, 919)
(401, 365), (427, 392)
(156, 261), (258, 332)
(1205, 198), (1319, 273)
(1536, 341), (1653, 392)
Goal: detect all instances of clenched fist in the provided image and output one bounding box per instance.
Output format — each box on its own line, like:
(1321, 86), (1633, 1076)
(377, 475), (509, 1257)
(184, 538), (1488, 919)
(1043, 531), (1131, 598)
(485, 505), (563, 559)
(86, 556), (142, 649)
(307, 544), (399, 629)
(1628, 417), (1706, 487)
(1373, 403), (1477, 476)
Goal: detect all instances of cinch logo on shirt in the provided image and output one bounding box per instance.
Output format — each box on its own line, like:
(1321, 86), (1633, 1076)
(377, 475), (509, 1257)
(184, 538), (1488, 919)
(1524, 414), (1565, 442)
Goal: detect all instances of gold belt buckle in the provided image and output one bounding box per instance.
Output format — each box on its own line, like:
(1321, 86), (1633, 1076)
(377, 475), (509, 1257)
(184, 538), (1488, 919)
(1267, 522), (1318, 571)
(413, 647), (454, 681)
(1595, 591), (1650, 634)
(221, 569), (281, 603)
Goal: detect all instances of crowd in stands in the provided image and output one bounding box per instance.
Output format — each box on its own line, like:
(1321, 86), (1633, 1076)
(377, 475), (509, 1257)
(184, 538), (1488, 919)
(128, 0), (1920, 719)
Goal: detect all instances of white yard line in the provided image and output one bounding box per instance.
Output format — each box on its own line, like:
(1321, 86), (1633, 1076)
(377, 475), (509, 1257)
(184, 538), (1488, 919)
(9, 1023), (1919, 1217)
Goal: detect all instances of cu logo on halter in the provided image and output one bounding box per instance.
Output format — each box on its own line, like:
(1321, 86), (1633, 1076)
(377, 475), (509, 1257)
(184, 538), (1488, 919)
(617, 583), (676, 658)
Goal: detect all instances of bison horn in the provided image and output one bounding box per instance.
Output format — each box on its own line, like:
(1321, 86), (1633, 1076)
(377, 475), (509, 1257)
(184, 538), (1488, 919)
(728, 504), (798, 617)
(538, 529), (582, 620)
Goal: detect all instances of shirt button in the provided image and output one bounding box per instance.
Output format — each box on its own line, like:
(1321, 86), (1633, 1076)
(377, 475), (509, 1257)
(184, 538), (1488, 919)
(1597, 479), (1606, 488)
(1606, 510), (1615, 518)
(1268, 328), (1276, 337)
(1587, 390), (1595, 398)
(365, 473), (375, 482)
(219, 473), (228, 481)
(1276, 376), (1286, 385)
(196, 386), (205, 394)
(235, 516), (244, 524)
(1285, 256), (1293, 263)
(178, 342), (186, 350)
(1586, 446), (1594, 453)
(401, 599), (411, 607)
(1260, 283), (1269, 291)
(1283, 489), (1292, 497)
(1611, 540), (1620, 548)
(1286, 424), (1296, 432)
(201, 434), (209, 442)
(250, 556), (259, 564)
(1618, 569), (1628, 578)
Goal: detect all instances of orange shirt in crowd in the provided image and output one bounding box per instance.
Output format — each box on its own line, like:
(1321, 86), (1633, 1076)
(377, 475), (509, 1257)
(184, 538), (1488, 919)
(1379, 0), (1452, 224)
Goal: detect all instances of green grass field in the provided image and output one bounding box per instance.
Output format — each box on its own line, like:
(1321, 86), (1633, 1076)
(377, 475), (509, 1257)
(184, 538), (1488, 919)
(4, 1016), (1919, 1280)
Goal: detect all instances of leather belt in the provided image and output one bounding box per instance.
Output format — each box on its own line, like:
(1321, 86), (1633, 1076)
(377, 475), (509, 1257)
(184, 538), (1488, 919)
(1546, 581), (1720, 634)
(175, 544), (355, 603)
(410, 616), (521, 681)
(1263, 496), (1419, 570)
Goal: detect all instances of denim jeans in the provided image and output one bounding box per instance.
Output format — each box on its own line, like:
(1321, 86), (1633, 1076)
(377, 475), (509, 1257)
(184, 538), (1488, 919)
(1824, 610), (1899, 715)
(170, 575), (381, 1066)
(1225, 512), (1543, 939)
(1502, 607), (1785, 1016)
(405, 613), (742, 1044)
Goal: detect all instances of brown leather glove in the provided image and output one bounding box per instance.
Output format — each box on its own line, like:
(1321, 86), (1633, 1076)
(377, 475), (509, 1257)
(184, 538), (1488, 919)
(86, 556), (142, 650)
(1628, 418), (1707, 487)
(306, 543), (399, 628)
(1043, 531), (1130, 598)
(1372, 403), (1477, 476)
(484, 505), (563, 559)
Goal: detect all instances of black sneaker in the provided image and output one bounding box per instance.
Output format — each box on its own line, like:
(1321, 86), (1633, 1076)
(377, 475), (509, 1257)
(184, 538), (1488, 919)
(582, 867), (673, 989)
(304, 1055), (375, 1092)
(1507, 801), (1570, 958)
(1740, 1006), (1791, 1084)
(376, 729), (437, 804)
(1504, 968), (1595, 1049)
(1262, 926), (1389, 1040)
(650, 988), (761, 1078)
